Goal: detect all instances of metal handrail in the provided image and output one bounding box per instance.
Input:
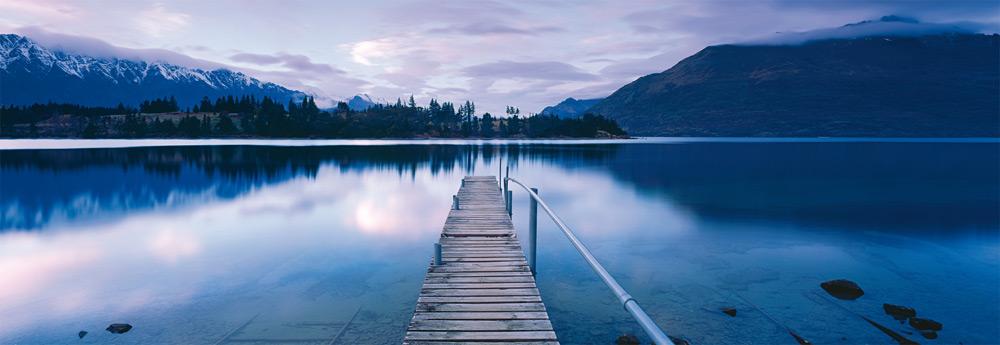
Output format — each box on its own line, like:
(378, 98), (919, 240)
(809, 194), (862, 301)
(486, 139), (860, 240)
(505, 177), (676, 345)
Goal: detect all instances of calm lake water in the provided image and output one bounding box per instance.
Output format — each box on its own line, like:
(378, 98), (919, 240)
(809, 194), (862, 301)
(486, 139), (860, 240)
(1, 139), (998, 344)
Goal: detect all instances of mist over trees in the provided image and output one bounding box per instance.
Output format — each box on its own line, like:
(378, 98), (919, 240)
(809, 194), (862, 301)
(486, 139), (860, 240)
(1, 95), (627, 139)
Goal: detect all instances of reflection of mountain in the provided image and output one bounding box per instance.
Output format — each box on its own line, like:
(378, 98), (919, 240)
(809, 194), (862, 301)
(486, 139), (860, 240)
(0, 145), (617, 230)
(602, 142), (1000, 231)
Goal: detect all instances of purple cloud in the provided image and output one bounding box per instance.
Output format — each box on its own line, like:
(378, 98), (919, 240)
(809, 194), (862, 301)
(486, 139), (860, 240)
(742, 16), (996, 45)
(388, 0), (523, 25)
(13, 26), (226, 70)
(462, 60), (599, 81)
(230, 52), (342, 74)
(427, 22), (563, 36)
(771, 0), (1000, 19)
(229, 52), (283, 65)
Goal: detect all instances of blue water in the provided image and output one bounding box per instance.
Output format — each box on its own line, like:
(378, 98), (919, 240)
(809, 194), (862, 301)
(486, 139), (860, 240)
(1, 140), (997, 344)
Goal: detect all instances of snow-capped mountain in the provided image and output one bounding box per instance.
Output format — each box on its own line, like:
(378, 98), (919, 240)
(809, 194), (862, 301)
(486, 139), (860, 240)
(345, 93), (383, 111)
(0, 34), (304, 107)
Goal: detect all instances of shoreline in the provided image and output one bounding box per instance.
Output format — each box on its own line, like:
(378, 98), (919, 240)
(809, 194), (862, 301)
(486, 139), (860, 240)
(1, 137), (997, 150)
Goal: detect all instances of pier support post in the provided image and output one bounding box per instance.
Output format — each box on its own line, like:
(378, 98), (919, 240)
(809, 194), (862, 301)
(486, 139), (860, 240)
(434, 243), (442, 266)
(529, 187), (538, 275)
(453, 195), (459, 210)
(506, 190), (512, 217)
(504, 165), (510, 195)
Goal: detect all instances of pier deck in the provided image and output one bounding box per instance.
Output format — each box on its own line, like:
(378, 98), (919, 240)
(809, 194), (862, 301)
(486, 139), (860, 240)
(403, 176), (558, 344)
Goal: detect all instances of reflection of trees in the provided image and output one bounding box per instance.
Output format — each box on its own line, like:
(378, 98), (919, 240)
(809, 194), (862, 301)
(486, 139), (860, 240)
(4, 142), (995, 232)
(0, 145), (619, 230)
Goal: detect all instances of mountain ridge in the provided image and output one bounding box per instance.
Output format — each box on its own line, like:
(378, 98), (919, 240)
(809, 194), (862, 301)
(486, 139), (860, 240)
(539, 97), (603, 118)
(587, 32), (999, 137)
(0, 33), (304, 107)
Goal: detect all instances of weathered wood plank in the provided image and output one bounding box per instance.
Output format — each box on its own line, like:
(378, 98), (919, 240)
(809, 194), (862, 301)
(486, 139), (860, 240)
(411, 312), (550, 320)
(405, 341), (558, 345)
(408, 320), (553, 331)
(441, 252), (525, 257)
(422, 283), (536, 289)
(420, 288), (539, 297)
(424, 276), (536, 284)
(404, 331), (558, 341)
(417, 296), (543, 304)
(428, 265), (530, 273)
(436, 257), (524, 262)
(437, 260), (528, 266)
(415, 302), (546, 312)
(425, 271), (533, 277)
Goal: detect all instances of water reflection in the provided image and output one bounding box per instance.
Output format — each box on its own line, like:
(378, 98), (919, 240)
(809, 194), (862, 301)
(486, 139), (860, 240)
(5, 142), (996, 232)
(0, 141), (997, 344)
(602, 142), (1000, 231)
(1, 145), (618, 230)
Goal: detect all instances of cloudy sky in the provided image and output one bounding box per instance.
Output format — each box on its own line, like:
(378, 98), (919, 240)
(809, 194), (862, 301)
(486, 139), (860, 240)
(1, 0), (997, 113)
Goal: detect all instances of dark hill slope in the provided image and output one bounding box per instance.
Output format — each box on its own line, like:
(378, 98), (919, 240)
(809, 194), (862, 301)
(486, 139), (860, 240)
(588, 34), (999, 136)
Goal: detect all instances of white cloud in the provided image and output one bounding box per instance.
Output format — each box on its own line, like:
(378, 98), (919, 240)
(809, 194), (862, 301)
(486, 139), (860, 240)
(135, 3), (190, 38)
(348, 39), (393, 66)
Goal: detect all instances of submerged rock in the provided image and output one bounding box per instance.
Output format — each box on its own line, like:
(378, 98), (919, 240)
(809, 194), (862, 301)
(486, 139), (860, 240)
(883, 303), (917, 322)
(820, 279), (864, 300)
(721, 307), (737, 317)
(669, 335), (692, 345)
(77, 331), (87, 339)
(105, 323), (132, 334)
(909, 317), (942, 331)
(615, 334), (639, 345)
(921, 330), (939, 339)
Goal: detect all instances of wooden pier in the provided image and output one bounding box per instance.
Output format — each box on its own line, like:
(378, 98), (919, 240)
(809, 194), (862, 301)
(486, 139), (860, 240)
(403, 176), (558, 344)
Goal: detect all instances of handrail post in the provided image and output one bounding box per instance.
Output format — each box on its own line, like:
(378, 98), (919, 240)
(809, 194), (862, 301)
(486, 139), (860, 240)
(434, 242), (443, 266)
(528, 187), (538, 275)
(452, 195), (459, 210)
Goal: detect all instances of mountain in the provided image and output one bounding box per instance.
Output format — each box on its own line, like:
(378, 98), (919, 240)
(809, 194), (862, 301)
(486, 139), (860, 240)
(0, 34), (303, 108)
(588, 21), (1000, 137)
(346, 94), (379, 111)
(539, 97), (603, 118)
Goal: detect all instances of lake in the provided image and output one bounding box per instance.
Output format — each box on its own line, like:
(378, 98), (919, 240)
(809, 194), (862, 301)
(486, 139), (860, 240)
(1, 138), (998, 344)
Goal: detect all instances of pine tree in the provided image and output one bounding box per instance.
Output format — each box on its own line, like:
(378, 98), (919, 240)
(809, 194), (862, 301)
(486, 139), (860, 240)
(200, 96), (213, 113)
(200, 115), (211, 135)
(215, 114), (237, 135)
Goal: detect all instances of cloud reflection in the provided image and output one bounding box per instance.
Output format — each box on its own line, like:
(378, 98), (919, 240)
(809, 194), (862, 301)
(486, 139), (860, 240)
(0, 165), (459, 342)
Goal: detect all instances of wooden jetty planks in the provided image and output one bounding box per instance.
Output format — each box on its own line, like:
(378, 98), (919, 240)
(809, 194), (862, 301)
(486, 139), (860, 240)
(404, 176), (558, 344)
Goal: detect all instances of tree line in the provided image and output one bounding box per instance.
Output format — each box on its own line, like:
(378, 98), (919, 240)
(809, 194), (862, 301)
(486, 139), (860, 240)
(1, 95), (627, 139)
